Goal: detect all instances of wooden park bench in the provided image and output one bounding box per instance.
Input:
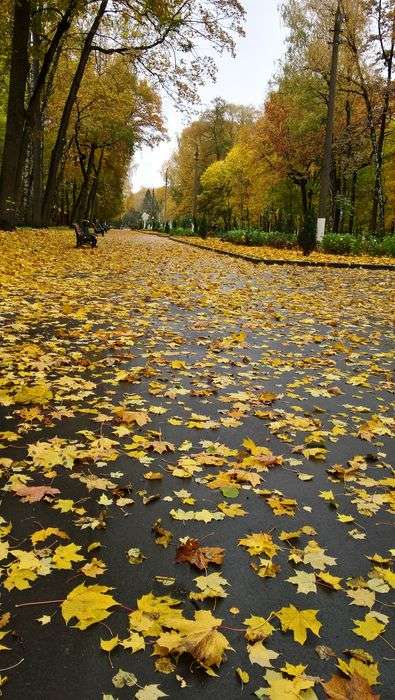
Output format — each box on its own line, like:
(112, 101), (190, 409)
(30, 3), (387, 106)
(72, 222), (97, 248)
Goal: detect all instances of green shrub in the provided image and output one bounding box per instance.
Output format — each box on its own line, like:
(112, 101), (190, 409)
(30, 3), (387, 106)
(219, 229), (297, 248)
(321, 233), (361, 255)
(219, 229), (246, 244)
(256, 231), (297, 249)
(366, 235), (395, 257)
(171, 227), (194, 236)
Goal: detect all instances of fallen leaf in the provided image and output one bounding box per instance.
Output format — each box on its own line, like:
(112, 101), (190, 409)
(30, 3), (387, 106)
(276, 605), (321, 644)
(61, 583), (117, 630)
(176, 538), (224, 570)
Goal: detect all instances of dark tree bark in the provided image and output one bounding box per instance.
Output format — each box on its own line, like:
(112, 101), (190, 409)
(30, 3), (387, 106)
(0, 0), (31, 229)
(72, 144), (96, 221)
(41, 0), (108, 224)
(348, 170), (357, 234)
(317, 1), (342, 232)
(87, 147), (105, 219)
(0, 0), (78, 229)
(344, 1), (394, 235)
(30, 7), (44, 227)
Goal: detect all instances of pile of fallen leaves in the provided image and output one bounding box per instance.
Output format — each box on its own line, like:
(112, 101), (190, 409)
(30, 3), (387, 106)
(0, 228), (393, 699)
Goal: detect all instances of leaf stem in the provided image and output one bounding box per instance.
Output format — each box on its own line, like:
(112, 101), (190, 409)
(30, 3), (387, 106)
(0, 658), (24, 672)
(15, 599), (64, 608)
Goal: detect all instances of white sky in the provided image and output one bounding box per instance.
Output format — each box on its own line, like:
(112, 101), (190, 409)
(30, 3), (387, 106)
(131, 0), (287, 191)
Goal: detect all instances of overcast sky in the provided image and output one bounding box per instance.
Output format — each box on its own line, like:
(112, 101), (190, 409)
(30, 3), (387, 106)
(131, 0), (288, 191)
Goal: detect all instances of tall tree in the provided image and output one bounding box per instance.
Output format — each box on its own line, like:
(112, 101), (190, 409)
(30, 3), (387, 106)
(0, 0), (31, 229)
(317, 1), (342, 234)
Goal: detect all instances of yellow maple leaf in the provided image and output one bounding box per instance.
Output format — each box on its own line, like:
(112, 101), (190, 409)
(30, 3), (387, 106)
(129, 593), (182, 637)
(276, 605), (321, 644)
(4, 564), (37, 591)
(217, 502), (247, 517)
(287, 570), (317, 594)
(281, 663), (307, 677)
(171, 359), (187, 369)
(53, 499), (75, 513)
(121, 632), (145, 653)
(53, 543), (84, 570)
(337, 657), (379, 686)
(81, 557), (106, 578)
(352, 613), (386, 641)
(373, 567), (395, 588)
(189, 572), (229, 601)
(248, 641), (279, 668)
(244, 615), (274, 642)
(251, 558), (280, 579)
(31, 527), (69, 546)
(14, 383), (53, 405)
(316, 571), (342, 590)
(100, 635), (120, 652)
(61, 583), (117, 630)
(258, 669), (316, 699)
(157, 609), (231, 668)
(346, 588), (375, 608)
(238, 532), (279, 558)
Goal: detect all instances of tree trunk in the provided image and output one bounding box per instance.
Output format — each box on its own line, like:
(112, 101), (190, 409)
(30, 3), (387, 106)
(348, 170), (357, 234)
(41, 0), (108, 224)
(0, 0), (31, 229)
(317, 2), (342, 232)
(72, 144), (96, 221)
(13, 0), (77, 222)
(87, 147), (104, 219)
(30, 7), (44, 227)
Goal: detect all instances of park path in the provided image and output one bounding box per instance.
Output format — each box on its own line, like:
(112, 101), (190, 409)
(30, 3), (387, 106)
(0, 229), (393, 699)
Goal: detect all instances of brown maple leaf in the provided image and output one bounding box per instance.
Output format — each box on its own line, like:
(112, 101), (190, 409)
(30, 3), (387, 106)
(14, 485), (60, 503)
(322, 672), (379, 700)
(176, 538), (225, 570)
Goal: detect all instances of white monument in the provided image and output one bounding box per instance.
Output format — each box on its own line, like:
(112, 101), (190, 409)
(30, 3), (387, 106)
(316, 218), (326, 243)
(142, 212), (149, 230)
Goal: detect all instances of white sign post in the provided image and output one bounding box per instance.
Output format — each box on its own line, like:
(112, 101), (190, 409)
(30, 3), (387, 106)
(317, 217), (326, 243)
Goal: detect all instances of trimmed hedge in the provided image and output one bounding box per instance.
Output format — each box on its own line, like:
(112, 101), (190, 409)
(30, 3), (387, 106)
(219, 229), (298, 249)
(322, 233), (395, 257)
(165, 226), (395, 258)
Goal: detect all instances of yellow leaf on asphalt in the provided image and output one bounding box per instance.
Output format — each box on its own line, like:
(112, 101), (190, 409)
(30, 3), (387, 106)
(100, 636), (120, 652)
(352, 613), (386, 641)
(248, 641), (279, 668)
(189, 572), (229, 601)
(157, 609), (231, 669)
(243, 615), (274, 642)
(287, 570), (317, 594)
(4, 564), (37, 591)
(276, 605), (321, 644)
(238, 532), (278, 557)
(61, 583), (117, 630)
(53, 543), (84, 570)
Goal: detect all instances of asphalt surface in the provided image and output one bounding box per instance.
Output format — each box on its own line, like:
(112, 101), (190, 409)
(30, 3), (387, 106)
(0, 230), (394, 699)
